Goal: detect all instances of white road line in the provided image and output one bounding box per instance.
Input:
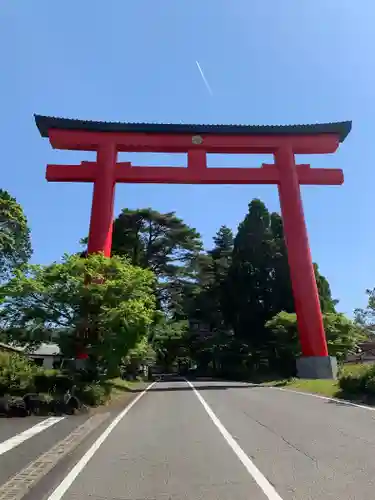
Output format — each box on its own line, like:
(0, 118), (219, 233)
(0, 416), (65, 456)
(186, 380), (283, 500)
(46, 381), (156, 500)
(270, 386), (375, 410)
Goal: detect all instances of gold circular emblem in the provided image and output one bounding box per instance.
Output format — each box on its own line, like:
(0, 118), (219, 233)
(192, 135), (203, 145)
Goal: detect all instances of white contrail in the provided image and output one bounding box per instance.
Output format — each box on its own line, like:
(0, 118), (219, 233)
(195, 60), (213, 96)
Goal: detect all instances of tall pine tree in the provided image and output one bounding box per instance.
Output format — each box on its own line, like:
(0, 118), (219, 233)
(224, 199), (275, 344)
(110, 208), (202, 315)
(223, 198), (338, 371)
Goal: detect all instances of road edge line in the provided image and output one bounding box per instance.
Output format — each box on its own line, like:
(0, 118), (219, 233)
(268, 385), (375, 410)
(45, 381), (156, 500)
(186, 379), (283, 500)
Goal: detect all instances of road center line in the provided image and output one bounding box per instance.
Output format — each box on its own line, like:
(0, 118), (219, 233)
(0, 417), (65, 456)
(186, 380), (284, 500)
(46, 381), (156, 500)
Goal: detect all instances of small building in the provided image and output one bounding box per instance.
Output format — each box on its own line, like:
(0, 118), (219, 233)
(346, 341), (375, 364)
(0, 342), (62, 369)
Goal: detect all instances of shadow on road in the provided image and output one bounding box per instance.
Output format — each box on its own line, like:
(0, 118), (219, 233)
(326, 399), (357, 408)
(325, 393), (374, 409)
(114, 376), (288, 393)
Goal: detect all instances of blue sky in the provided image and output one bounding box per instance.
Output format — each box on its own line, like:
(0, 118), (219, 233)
(1, 1), (374, 316)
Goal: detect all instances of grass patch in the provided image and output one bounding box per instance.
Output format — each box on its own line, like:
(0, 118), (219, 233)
(254, 377), (339, 397)
(263, 364), (375, 402)
(282, 378), (339, 397)
(105, 377), (147, 401)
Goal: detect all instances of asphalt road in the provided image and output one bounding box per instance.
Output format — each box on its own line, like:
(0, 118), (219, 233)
(2, 379), (375, 500)
(0, 413), (89, 487)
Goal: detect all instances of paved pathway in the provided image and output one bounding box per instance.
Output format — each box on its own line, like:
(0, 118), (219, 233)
(1, 380), (375, 500)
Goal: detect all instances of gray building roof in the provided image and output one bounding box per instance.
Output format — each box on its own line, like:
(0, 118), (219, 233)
(0, 342), (61, 356)
(31, 343), (61, 356)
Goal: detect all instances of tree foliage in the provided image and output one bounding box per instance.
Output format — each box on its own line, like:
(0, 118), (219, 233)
(122, 336), (156, 378)
(186, 226), (233, 327)
(224, 200), (337, 341)
(150, 319), (189, 371)
(1, 194), (350, 381)
(0, 189), (32, 281)
(0, 253), (156, 376)
(266, 311), (366, 362)
(77, 199), (352, 378)
(180, 199), (345, 377)
(112, 208), (202, 272)
(314, 263), (338, 314)
(224, 200), (281, 342)
(354, 288), (375, 337)
(97, 208), (203, 315)
(0, 352), (39, 395)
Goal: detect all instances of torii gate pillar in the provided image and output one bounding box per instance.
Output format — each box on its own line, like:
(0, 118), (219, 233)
(275, 147), (337, 379)
(87, 143), (117, 256)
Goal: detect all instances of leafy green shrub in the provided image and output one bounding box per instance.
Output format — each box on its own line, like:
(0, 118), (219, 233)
(33, 371), (74, 394)
(338, 364), (375, 394)
(0, 352), (37, 395)
(54, 374), (75, 392)
(340, 363), (371, 378)
(364, 376), (375, 395)
(0, 352), (114, 409)
(339, 373), (367, 394)
(34, 371), (57, 393)
(77, 384), (110, 406)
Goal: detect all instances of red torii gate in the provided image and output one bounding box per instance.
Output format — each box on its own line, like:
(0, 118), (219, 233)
(35, 115), (351, 378)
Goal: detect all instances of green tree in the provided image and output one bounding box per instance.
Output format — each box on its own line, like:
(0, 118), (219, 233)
(210, 225), (234, 262)
(220, 198), (338, 373)
(268, 212), (295, 315)
(314, 263), (338, 314)
(0, 189), (32, 281)
(224, 199), (275, 346)
(111, 208), (202, 274)
(0, 253), (156, 377)
(109, 208), (202, 314)
(151, 319), (189, 372)
(266, 311), (366, 364)
(122, 336), (156, 379)
(189, 226), (234, 326)
(265, 311), (300, 374)
(209, 225), (234, 319)
(354, 287), (375, 337)
(179, 226), (235, 372)
(268, 213), (336, 315)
